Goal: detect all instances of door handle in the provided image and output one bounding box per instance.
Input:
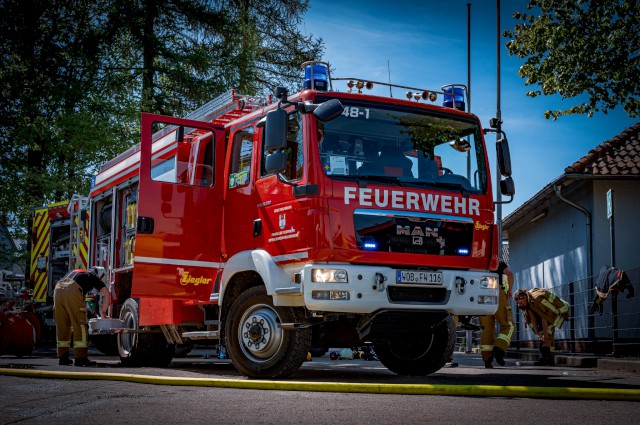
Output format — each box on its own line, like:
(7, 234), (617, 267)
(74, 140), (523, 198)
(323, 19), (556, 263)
(137, 216), (154, 234)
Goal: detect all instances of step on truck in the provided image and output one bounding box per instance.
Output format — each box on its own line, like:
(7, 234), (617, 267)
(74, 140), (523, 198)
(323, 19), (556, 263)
(88, 61), (515, 378)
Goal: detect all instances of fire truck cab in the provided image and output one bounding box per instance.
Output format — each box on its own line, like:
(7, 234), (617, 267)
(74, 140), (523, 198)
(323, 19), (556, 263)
(88, 61), (514, 378)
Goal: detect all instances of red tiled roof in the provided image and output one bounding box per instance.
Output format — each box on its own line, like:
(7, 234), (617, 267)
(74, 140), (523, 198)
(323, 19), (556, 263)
(564, 122), (640, 175)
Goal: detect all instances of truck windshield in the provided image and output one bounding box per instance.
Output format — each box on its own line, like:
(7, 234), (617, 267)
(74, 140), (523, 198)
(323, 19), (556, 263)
(317, 100), (487, 194)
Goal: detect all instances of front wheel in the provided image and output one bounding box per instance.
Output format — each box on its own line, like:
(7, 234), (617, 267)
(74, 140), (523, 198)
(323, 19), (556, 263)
(375, 315), (455, 376)
(225, 286), (311, 378)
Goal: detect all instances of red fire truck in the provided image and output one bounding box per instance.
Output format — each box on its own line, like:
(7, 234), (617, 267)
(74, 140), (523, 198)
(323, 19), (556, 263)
(30, 196), (89, 327)
(88, 61), (514, 378)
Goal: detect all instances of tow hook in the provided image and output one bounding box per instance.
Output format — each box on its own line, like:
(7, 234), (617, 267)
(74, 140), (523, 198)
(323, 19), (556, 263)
(373, 273), (386, 292)
(455, 276), (466, 295)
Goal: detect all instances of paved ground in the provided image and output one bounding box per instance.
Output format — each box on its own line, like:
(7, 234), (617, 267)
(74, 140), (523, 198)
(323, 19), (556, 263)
(1, 344), (639, 391)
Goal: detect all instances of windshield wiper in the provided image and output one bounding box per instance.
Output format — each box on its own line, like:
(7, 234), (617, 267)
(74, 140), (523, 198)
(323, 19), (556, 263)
(355, 175), (406, 187)
(410, 180), (470, 197)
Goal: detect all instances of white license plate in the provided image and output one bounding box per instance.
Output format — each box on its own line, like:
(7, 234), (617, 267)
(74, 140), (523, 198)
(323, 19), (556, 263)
(396, 270), (443, 285)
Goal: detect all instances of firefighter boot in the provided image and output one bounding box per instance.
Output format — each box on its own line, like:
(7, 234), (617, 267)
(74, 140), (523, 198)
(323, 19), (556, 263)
(484, 356), (494, 368)
(74, 357), (97, 367)
(493, 347), (506, 366)
(534, 347), (551, 366)
(548, 351), (556, 367)
(58, 353), (72, 366)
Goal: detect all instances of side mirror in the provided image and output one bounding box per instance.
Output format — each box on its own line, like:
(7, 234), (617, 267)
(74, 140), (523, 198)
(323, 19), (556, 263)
(264, 108), (288, 151)
(496, 138), (512, 177)
(265, 151), (286, 175)
(313, 99), (344, 122)
(500, 176), (515, 196)
(449, 138), (471, 152)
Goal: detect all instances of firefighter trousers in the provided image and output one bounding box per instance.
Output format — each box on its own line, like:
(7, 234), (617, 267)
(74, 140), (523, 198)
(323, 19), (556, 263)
(479, 288), (514, 361)
(53, 279), (89, 359)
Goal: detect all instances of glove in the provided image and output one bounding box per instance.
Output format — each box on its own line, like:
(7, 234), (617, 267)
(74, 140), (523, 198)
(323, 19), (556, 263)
(589, 298), (604, 315)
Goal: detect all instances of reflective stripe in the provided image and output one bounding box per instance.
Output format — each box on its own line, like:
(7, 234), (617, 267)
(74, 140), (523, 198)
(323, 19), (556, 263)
(79, 325), (88, 345)
(553, 316), (564, 329)
(498, 322), (515, 343)
(549, 293), (556, 301)
(559, 302), (569, 313)
(479, 345), (494, 352)
(502, 275), (509, 293)
(497, 333), (510, 343)
(57, 341), (71, 348)
(550, 347), (556, 353)
(135, 256), (222, 268)
(541, 299), (559, 314)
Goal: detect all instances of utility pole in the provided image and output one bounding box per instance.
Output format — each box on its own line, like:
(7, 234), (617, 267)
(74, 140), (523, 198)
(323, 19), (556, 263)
(495, 0), (503, 260)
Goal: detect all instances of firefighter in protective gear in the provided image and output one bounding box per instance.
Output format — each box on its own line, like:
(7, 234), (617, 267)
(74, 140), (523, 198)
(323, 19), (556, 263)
(479, 262), (514, 368)
(53, 267), (110, 366)
(514, 287), (569, 366)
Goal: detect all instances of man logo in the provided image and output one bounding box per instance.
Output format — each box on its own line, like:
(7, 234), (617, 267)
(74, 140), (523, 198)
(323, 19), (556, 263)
(413, 236), (423, 246)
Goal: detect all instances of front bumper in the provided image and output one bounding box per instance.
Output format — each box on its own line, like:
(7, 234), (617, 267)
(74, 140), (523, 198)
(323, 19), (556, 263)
(301, 264), (499, 315)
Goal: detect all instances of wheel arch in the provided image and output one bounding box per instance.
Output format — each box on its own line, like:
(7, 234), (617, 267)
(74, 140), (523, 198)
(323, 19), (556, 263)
(219, 249), (294, 306)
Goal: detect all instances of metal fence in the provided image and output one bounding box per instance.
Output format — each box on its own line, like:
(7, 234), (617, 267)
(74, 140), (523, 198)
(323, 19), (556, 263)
(455, 266), (640, 357)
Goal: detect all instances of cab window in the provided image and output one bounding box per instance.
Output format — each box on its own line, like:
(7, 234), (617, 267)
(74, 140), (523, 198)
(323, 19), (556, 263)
(229, 127), (254, 188)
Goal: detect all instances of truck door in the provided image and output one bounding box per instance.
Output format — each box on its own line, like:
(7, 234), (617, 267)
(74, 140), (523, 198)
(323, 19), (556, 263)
(133, 113), (223, 300)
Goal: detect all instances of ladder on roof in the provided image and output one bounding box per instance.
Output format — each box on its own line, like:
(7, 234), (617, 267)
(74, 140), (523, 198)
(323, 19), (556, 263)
(153, 89), (272, 141)
(67, 194), (89, 271)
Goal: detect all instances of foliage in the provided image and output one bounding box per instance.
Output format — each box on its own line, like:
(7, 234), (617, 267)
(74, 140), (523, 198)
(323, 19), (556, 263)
(503, 0), (640, 120)
(0, 0), (323, 275)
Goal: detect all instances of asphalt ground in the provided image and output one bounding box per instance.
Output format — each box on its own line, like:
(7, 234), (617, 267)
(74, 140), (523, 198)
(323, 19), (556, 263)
(1, 345), (639, 400)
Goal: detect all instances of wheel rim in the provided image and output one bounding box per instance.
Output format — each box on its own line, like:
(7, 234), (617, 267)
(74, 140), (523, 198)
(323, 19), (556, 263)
(237, 303), (284, 362)
(119, 309), (137, 356)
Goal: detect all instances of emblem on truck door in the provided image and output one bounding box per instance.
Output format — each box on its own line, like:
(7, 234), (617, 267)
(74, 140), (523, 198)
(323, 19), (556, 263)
(279, 213), (286, 229)
(180, 272), (212, 286)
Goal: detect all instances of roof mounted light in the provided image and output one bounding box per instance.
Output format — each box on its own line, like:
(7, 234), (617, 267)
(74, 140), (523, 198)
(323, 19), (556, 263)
(302, 61), (329, 92)
(441, 84), (467, 111)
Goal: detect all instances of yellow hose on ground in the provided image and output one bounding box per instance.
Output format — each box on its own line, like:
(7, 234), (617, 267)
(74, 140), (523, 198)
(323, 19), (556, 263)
(1, 368), (639, 401)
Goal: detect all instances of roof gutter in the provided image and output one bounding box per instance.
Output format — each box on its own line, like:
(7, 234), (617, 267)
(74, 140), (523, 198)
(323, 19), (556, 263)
(553, 184), (592, 278)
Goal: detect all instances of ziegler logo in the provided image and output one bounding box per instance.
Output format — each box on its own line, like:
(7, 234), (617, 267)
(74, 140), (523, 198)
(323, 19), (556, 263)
(474, 222), (490, 231)
(180, 272), (212, 286)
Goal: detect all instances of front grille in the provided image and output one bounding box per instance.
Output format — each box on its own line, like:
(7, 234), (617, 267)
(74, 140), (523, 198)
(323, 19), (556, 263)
(354, 212), (474, 256)
(387, 286), (448, 304)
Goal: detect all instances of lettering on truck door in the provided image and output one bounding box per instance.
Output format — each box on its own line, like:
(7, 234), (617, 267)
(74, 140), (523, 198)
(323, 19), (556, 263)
(133, 113), (223, 300)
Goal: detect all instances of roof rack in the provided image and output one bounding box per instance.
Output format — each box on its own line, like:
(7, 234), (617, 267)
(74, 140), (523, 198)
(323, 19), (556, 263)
(98, 90), (272, 173)
(153, 89), (272, 141)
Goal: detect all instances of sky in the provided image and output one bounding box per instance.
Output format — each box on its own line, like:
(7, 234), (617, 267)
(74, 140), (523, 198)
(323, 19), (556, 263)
(302, 0), (637, 217)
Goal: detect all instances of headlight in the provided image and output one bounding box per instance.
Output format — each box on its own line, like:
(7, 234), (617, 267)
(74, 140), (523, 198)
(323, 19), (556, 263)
(311, 268), (348, 283)
(480, 276), (498, 289)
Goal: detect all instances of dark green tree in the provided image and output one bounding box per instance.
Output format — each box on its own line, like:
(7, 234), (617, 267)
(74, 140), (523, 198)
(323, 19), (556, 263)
(0, 0), (323, 280)
(504, 0), (640, 120)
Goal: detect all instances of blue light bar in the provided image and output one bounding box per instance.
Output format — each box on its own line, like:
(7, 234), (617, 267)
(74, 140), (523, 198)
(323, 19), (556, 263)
(456, 247), (470, 256)
(362, 240), (378, 250)
(443, 86), (465, 111)
(304, 63), (328, 91)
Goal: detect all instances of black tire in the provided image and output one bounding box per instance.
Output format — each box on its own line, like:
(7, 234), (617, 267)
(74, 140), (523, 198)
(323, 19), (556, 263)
(117, 298), (174, 367)
(224, 286), (311, 378)
(374, 315), (455, 376)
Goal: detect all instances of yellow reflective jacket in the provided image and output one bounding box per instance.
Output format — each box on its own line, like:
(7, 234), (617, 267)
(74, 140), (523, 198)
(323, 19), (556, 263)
(523, 288), (570, 330)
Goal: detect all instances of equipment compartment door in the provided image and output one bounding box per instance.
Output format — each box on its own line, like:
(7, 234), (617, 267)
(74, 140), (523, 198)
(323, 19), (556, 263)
(133, 113), (223, 300)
